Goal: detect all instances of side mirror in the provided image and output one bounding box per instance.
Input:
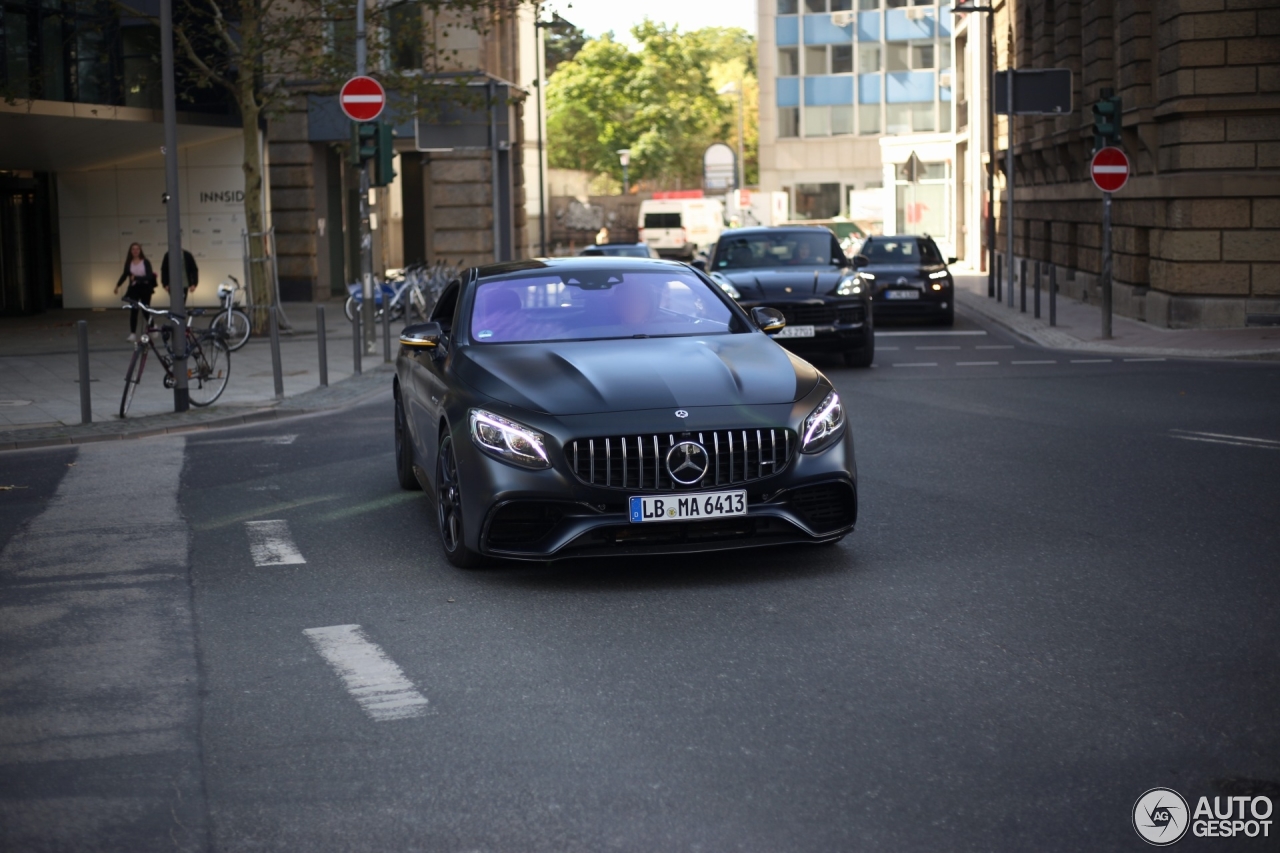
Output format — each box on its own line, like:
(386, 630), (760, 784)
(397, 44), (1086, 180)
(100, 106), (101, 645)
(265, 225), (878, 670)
(690, 258), (707, 272)
(947, 256), (958, 265)
(399, 321), (442, 349)
(853, 254), (869, 268)
(751, 306), (787, 334)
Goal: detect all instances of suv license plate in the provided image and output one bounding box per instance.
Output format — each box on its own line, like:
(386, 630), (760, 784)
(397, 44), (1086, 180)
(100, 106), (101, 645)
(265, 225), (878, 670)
(773, 325), (816, 339)
(884, 290), (920, 300)
(629, 490), (747, 523)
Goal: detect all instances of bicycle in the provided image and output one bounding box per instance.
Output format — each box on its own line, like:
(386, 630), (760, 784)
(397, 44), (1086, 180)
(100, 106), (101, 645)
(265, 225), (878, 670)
(206, 275), (251, 351)
(119, 300), (231, 417)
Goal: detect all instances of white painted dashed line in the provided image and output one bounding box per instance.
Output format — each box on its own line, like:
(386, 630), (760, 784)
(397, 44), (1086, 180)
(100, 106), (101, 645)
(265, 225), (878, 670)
(1169, 429), (1280, 449)
(877, 330), (987, 337)
(1070, 359), (1112, 363)
(878, 346), (900, 350)
(893, 362), (939, 367)
(956, 361), (1000, 366)
(197, 434), (298, 446)
(916, 345), (961, 350)
(1124, 357), (1166, 362)
(244, 520), (306, 566)
(303, 625), (430, 721)
(1011, 360), (1057, 365)
(975, 344), (1014, 350)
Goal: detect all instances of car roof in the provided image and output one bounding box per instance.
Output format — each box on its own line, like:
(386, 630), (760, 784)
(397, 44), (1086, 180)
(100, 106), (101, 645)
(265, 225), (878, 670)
(474, 256), (691, 281)
(718, 226), (836, 237)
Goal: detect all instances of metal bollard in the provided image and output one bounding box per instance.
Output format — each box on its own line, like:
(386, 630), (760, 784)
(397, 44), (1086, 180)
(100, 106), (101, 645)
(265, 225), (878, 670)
(316, 305), (328, 387)
(269, 306), (284, 400)
(351, 308), (362, 375)
(996, 255), (1003, 303)
(382, 302), (391, 363)
(1034, 261), (1042, 319)
(76, 320), (92, 424)
(1049, 264), (1057, 327)
(1019, 259), (1027, 313)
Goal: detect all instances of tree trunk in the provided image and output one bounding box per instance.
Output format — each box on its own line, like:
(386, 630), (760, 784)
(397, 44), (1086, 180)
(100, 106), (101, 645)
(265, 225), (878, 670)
(240, 98), (272, 334)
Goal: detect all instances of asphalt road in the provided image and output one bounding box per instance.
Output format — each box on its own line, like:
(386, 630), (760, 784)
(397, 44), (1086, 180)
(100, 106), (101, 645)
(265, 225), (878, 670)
(2, 310), (1279, 852)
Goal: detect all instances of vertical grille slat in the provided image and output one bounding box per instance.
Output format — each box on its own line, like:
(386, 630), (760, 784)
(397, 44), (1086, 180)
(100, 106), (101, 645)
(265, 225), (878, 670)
(568, 428), (794, 491)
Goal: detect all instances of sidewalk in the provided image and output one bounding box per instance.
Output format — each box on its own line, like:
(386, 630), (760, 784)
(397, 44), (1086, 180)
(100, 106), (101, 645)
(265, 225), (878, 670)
(950, 271), (1280, 360)
(0, 300), (398, 451)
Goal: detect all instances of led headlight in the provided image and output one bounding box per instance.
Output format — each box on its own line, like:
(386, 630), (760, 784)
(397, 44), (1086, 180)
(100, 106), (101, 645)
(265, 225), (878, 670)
(801, 390), (844, 453)
(469, 409), (550, 468)
(835, 275), (863, 296)
(928, 269), (949, 280)
(709, 272), (742, 300)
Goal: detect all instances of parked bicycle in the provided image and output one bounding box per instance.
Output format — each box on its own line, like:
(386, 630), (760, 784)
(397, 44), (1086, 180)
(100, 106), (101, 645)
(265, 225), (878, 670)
(206, 275), (251, 351)
(119, 300), (231, 417)
(344, 259), (460, 324)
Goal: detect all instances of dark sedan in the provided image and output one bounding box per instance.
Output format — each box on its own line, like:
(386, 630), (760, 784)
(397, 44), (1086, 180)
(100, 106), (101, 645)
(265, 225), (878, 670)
(706, 227), (874, 367)
(853, 234), (957, 326)
(393, 257), (858, 566)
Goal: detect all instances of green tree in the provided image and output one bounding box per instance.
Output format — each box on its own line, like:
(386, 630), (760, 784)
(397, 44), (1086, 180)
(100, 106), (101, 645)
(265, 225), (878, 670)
(546, 22), (759, 190)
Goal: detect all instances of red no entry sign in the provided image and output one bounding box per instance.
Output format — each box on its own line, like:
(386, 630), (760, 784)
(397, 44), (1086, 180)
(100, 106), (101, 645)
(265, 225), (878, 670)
(339, 76), (386, 122)
(1091, 147), (1130, 193)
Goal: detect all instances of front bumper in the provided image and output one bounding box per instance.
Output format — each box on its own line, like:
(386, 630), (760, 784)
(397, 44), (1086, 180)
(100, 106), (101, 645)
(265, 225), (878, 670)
(739, 298), (872, 353)
(449, 398), (858, 561)
(872, 285), (951, 319)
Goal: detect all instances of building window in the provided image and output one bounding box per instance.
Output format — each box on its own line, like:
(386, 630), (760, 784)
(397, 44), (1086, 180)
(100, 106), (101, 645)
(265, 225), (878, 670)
(940, 42), (952, 69)
(795, 183), (842, 220)
(831, 104), (854, 135)
(5, 10), (32, 98)
(121, 24), (159, 109)
(858, 0), (880, 8)
(886, 43), (909, 72)
(911, 42), (935, 69)
(804, 105), (830, 136)
(887, 102), (935, 134)
(778, 0), (798, 13)
(778, 47), (799, 76)
(804, 0), (827, 11)
(859, 45), (881, 72)
(805, 46), (828, 75)
(832, 0), (853, 9)
(832, 45), (853, 74)
(388, 4), (423, 71)
(858, 103), (880, 134)
(779, 106), (800, 137)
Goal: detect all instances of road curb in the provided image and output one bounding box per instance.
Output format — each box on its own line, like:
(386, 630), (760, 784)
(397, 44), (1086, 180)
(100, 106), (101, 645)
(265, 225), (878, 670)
(0, 366), (394, 453)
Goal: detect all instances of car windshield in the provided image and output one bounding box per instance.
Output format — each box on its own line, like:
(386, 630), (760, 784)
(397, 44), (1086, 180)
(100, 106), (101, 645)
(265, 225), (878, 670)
(861, 237), (942, 265)
(713, 232), (837, 270)
(470, 269), (735, 344)
(582, 245), (649, 257)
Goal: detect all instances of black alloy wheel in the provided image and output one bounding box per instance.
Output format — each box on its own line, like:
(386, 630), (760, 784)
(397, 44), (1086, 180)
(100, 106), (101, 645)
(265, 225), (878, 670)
(394, 388), (421, 491)
(435, 432), (484, 568)
(844, 331), (875, 368)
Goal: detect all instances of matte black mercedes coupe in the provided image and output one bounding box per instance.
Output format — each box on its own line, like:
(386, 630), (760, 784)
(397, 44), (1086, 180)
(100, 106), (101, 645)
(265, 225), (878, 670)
(393, 257), (858, 567)
(705, 227), (874, 367)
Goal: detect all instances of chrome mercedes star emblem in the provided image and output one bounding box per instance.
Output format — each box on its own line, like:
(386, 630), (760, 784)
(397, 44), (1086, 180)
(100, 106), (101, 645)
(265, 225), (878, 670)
(665, 441), (709, 485)
(674, 409), (689, 418)
(896, 276), (908, 285)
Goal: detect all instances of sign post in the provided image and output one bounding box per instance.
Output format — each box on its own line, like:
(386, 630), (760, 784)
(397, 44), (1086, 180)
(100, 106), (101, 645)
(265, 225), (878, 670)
(1091, 146), (1130, 340)
(341, 67), (384, 355)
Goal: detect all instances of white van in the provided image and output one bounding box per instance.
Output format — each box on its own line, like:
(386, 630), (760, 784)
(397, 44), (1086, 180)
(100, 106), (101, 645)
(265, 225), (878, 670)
(638, 196), (725, 260)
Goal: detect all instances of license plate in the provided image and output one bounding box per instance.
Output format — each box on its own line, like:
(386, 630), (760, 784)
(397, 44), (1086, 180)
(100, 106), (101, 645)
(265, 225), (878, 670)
(773, 324), (816, 339)
(884, 289), (920, 300)
(629, 490), (747, 523)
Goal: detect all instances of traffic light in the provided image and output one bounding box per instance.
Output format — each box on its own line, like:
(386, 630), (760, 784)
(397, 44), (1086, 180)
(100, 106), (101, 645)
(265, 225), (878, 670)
(1092, 89), (1122, 151)
(373, 121), (396, 188)
(349, 121), (378, 165)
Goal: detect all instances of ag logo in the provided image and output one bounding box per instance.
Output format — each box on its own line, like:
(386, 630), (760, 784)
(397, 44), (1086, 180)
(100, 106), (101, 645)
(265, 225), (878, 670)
(1133, 788), (1190, 846)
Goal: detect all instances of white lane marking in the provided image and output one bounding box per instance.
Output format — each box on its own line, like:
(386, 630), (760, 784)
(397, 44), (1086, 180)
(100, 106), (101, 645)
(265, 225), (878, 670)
(1170, 429), (1280, 448)
(876, 330), (987, 337)
(976, 344), (1014, 350)
(916, 345), (961, 350)
(956, 361), (999, 366)
(1124, 357), (1166, 362)
(878, 346), (900, 350)
(1012, 360), (1057, 365)
(303, 625), (429, 721)
(244, 520), (306, 566)
(893, 362), (938, 367)
(1168, 435), (1278, 450)
(1070, 359), (1112, 363)
(196, 434), (298, 446)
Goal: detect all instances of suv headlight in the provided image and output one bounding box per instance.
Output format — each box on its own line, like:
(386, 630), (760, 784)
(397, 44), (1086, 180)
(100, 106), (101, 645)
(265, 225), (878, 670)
(709, 272), (742, 300)
(801, 390), (844, 453)
(835, 275), (863, 296)
(469, 409), (550, 468)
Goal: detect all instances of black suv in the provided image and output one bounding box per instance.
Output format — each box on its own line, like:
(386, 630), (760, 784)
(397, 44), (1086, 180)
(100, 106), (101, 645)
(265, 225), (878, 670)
(853, 235), (956, 326)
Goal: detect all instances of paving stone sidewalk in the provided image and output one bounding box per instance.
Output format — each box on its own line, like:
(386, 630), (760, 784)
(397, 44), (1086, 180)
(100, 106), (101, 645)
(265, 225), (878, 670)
(950, 272), (1280, 360)
(0, 300), (398, 451)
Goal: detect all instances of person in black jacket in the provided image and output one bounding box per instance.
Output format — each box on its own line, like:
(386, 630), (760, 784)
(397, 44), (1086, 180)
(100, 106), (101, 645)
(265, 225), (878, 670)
(114, 243), (156, 342)
(161, 248), (199, 298)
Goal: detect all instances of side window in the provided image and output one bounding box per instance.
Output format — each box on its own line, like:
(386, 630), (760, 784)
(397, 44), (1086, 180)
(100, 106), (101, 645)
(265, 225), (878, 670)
(831, 237), (846, 263)
(430, 281), (461, 330)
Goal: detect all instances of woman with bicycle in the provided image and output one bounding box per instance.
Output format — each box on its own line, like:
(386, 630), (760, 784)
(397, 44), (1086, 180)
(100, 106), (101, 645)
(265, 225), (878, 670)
(114, 243), (157, 343)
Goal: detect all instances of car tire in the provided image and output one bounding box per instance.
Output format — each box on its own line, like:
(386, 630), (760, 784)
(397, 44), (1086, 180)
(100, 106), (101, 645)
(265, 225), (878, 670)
(435, 431), (485, 569)
(843, 334), (875, 368)
(394, 387), (421, 491)
(939, 303), (955, 327)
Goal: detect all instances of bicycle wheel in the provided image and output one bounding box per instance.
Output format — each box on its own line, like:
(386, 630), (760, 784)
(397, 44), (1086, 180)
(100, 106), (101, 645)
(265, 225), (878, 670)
(211, 308), (252, 351)
(119, 346), (146, 417)
(186, 335), (230, 406)
(344, 295), (358, 322)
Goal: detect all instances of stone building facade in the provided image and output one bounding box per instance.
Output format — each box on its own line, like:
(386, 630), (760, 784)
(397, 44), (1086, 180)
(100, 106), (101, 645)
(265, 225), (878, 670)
(995, 0), (1280, 328)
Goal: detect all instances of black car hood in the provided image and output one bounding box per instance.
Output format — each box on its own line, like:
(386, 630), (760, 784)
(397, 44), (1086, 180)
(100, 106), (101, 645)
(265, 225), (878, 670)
(718, 267), (847, 300)
(456, 334), (820, 416)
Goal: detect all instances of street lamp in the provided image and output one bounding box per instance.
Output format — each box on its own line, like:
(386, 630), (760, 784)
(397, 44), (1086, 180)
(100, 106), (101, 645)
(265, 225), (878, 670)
(534, 15), (574, 257)
(717, 81), (746, 190)
(617, 148), (631, 195)
(952, 2), (996, 300)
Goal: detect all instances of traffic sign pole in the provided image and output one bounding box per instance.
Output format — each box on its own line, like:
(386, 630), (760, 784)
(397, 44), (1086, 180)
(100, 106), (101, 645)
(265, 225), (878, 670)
(1090, 147), (1129, 340)
(1005, 67), (1015, 309)
(351, 2), (376, 355)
